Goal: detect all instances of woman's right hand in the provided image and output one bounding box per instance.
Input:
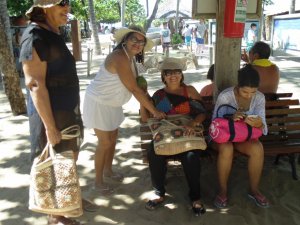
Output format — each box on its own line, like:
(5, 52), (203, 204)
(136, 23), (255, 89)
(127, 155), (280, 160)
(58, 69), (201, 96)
(152, 110), (166, 120)
(241, 49), (249, 63)
(45, 127), (62, 146)
(233, 111), (246, 121)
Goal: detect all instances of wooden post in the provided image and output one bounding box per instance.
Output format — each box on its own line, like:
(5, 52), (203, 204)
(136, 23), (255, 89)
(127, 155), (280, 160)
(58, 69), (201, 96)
(71, 20), (82, 61)
(214, 0), (242, 97)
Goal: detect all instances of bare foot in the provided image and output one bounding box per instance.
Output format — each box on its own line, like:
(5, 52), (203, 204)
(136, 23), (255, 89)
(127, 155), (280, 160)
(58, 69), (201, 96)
(92, 183), (114, 196)
(103, 171), (124, 182)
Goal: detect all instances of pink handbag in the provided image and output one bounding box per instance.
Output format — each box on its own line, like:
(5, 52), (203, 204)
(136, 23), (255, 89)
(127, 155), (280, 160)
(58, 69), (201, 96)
(209, 104), (263, 143)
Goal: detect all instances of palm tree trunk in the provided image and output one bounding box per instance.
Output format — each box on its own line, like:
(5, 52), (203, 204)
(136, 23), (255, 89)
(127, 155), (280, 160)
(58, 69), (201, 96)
(144, 0), (161, 31)
(0, 0), (26, 115)
(87, 0), (102, 55)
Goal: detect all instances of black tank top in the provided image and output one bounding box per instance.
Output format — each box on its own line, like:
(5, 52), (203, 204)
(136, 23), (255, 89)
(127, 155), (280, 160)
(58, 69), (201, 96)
(19, 23), (79, 111)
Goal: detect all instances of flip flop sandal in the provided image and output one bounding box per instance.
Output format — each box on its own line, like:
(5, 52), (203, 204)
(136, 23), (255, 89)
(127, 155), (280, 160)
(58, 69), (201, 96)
(214, 195), (228, 209)
(82, 199), (100, 212)
(145, 199), (164, 211)
(104, 172), (124, 182)
(192, 201), (206, 216)
(92, 184), (114, 196)
(248, 193), (270, 208)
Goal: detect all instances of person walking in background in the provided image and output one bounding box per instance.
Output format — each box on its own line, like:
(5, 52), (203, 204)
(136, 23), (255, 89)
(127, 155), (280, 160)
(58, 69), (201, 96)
(195, 18), (207, 56)
(160, 22), (171, 55)
(246, 23), (257, 52)
(20, 0), (97, 224)
(241, 41), (280, 94)
(182, 24), (193, 52)
(110, 27), (117, 50)
(104, 26), (110, 34)
(211, 64), (269, 209)
(83, 25), (165, 195)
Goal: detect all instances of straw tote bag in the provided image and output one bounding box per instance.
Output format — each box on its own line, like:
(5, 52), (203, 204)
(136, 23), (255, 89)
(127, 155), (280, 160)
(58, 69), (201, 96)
(29, 125), (83, 217)
(148, 114), (207, 155)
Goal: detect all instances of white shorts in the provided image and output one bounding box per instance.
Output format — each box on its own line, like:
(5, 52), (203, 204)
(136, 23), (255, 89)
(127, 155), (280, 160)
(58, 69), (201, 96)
(83, 93), (124, 131)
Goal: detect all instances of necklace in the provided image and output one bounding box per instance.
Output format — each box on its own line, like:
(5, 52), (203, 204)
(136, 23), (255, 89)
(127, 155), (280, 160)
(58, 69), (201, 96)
(122, 45), (137, 76)
(122, 45), (132, 61)
(235, 88), (250, 111)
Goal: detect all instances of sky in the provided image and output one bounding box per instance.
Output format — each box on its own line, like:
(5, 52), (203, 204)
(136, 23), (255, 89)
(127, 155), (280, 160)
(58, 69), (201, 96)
(263, 0), (300, 13)
(139, 0), (192, 15)
(139, 0), (154, 13)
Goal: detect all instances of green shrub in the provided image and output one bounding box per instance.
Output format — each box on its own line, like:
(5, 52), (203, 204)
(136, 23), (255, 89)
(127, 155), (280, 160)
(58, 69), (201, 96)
(171, 33), (183, 45)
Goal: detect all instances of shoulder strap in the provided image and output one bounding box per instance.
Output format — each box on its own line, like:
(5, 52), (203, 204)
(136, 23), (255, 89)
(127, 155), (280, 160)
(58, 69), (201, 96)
(216, 104), (237, 118)
(183, 85), (189, 98)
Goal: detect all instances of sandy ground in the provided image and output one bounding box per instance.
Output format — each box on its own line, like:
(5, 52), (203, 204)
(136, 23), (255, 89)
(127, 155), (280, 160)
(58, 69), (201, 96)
(0, 47), (300, 225)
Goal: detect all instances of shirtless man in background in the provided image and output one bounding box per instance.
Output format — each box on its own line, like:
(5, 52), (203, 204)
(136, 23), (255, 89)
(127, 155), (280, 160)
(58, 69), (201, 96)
(242, 41), (280, 94)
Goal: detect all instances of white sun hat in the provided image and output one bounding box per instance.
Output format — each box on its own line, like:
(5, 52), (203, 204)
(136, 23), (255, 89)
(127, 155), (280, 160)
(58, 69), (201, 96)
(114, 27), (154, 52)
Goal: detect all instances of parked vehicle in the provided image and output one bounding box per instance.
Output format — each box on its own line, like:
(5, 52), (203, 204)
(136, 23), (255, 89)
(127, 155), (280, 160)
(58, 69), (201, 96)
(146, 27), (162, 39)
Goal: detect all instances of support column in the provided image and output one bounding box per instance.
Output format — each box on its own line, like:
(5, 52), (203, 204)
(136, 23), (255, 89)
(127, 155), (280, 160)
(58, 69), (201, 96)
(214, 0), (242, 98)
(71, 20), (82, 61)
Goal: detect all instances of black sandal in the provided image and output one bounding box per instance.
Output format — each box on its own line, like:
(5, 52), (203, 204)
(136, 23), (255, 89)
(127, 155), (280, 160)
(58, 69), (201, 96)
(192, 201), (206, 216)
(48, 215), (83, 225)
(145, 199), (164, 211)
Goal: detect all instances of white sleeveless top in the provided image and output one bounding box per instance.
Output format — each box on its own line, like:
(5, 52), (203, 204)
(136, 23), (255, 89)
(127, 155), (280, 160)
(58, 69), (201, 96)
(86, 61), (136, 107)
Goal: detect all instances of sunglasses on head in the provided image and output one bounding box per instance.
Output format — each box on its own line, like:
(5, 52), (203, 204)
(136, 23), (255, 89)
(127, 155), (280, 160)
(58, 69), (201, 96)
(57, 0), (70, 7)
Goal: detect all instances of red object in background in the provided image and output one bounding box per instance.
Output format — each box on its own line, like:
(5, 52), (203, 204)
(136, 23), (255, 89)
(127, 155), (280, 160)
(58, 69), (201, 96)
(223, 0), (246, 38)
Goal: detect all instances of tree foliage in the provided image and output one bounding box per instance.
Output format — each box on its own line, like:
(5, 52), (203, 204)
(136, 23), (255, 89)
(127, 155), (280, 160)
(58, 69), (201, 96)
(125, 0), (146, 26)
(70, 0), (145, 25)
(262, 0), (274, 6)
(7, 0), (147, 27)
(7, 0), (31, 16)
(93, 0), (120, 23)
(70, 0), (89, 21)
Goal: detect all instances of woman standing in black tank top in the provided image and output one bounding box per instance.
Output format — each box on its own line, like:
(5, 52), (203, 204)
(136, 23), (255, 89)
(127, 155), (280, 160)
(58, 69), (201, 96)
(20, 0), (96, 224)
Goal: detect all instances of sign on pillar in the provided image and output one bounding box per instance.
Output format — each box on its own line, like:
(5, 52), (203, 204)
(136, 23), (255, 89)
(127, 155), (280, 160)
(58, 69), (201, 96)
(224, 0), (248, 38)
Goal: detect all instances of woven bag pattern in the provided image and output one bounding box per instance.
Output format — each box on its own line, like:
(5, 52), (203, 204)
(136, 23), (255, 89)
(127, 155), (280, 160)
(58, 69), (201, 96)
(29, 125), (82, 217)
(31, 151), (80, 210)
(148, 115), (207, 155)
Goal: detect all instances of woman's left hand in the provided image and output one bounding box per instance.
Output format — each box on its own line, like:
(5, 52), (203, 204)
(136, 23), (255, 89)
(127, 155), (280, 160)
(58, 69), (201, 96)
(152, 110), (166, 120)
(183, 125), (195, 136)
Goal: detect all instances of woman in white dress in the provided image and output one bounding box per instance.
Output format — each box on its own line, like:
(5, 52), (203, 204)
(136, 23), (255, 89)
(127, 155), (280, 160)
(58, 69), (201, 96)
(83, 26), (165, 194)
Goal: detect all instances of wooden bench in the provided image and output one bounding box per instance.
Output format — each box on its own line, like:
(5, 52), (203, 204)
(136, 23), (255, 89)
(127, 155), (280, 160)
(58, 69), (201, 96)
(140, 93), (300, 180)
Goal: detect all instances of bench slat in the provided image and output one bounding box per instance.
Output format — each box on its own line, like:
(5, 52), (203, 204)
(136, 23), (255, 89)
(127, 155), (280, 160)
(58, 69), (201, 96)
(265, 99), (299, 107)
(267, 124), (300, 132)
(266, 116), (300, 123)
(261, 132), (300, 141)
(263, 143), (300, 155)
(266, 108), (300, 116)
